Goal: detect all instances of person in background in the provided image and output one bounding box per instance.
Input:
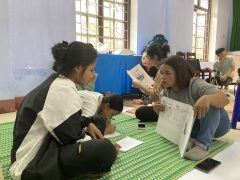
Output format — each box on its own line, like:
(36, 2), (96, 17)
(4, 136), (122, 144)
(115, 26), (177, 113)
(133, 47), (158, 105)
(211, 48), (235, 89)
(10, 41), (120, 180)
(97, 94), (123, 135)
(154, 55), (230, 160)
(78, 91), (123, 135)
(132, 44), (170, 122)
(141, 47), (158, 80)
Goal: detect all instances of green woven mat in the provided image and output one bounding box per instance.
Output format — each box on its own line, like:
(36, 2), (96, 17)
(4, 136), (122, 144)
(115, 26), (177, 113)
(0, 114), (230, 180)
(0, 122), (14, 180)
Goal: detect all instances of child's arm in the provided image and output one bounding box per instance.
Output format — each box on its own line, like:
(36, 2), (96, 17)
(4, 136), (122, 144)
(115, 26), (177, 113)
(194, 92), (229, 119)
(104, 116), (116, 135)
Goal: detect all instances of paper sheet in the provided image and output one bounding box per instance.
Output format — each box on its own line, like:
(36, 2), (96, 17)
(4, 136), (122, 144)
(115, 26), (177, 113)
(116, 136), (143, 152)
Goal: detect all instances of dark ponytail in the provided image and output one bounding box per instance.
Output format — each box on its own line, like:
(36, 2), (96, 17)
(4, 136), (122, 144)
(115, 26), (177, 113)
(162, 44), (170, 58)
(52, 41), (68, 72)
(146, 44), (170, 61)
(51, 41), (97, 76)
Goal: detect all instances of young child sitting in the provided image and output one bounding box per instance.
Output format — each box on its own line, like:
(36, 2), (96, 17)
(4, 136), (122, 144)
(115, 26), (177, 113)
(153, 55), (230, 161)
(78, 90), (123, 135)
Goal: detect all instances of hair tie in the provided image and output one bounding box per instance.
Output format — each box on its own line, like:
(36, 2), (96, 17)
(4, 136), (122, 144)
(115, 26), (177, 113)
(62, 40), (69, 50)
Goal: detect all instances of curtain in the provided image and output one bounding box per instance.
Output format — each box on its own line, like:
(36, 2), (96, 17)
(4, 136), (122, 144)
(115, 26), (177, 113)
(230, 0), (240, 51)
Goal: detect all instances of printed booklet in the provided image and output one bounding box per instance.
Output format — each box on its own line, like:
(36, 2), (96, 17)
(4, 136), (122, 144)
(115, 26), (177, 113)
(156, 97), (194, 158)
(127, 64), (154, 88)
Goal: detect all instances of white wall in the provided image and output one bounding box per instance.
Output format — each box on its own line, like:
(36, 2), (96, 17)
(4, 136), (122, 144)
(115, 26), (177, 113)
(166, 0), (194, 55)
(208, 0), (218, 62)
(131, 0), (193, 55)
(0, 0), (13, 99)
(215, 0), (233, 50)
(0, 0), (76, 99)
(130, 0), (138, 53)
(136, 0), (167, 54)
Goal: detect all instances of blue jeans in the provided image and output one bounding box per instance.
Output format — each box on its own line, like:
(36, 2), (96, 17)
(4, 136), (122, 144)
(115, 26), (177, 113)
(191, 106), (230, 149)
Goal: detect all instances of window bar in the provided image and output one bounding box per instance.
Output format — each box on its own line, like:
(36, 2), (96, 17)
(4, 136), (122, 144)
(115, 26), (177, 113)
(98, 0), (103, 44)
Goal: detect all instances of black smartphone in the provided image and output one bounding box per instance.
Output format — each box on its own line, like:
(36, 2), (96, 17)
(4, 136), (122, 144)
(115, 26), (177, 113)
(195, 158), (221, 173)
(138, 123), (145, 129)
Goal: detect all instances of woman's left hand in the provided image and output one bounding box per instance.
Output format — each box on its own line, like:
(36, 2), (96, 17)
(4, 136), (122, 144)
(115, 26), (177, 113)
(87, 122), (104, 139)
(193, 96), (210, 119)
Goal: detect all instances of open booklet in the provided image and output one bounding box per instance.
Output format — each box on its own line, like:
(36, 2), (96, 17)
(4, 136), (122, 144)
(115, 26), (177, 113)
(156, 97), (195, 158)
(127, 64), (154, 88)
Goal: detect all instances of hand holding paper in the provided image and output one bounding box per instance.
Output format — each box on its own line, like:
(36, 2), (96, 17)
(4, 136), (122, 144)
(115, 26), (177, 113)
(153, 101), (165, 114)
(127, 64), (154, 88)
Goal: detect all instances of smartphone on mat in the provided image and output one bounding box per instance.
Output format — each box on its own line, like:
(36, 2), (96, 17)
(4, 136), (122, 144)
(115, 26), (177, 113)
(138, 123), (145, 129)
(195, 158), (221, 173)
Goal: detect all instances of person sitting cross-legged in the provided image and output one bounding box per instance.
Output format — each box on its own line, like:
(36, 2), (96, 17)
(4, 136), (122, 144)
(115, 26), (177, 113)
(207, 48), (235, 89)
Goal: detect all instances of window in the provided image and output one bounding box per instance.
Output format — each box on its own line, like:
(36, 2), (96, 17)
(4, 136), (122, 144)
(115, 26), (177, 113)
(75, 0), (130, 52)
(192, 0), (211, 61)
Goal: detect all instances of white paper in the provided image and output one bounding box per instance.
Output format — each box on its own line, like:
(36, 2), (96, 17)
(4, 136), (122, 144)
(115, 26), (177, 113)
(179, 142), (240, 180)
(104, 131), (121, 138)
(127, 64), (154, 87)
(116, 136), (143, 152)
(156, 97), (194, 157)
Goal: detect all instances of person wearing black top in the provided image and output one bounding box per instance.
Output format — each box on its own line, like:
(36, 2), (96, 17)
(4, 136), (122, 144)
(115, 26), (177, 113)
(136, 48), (158, 105)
